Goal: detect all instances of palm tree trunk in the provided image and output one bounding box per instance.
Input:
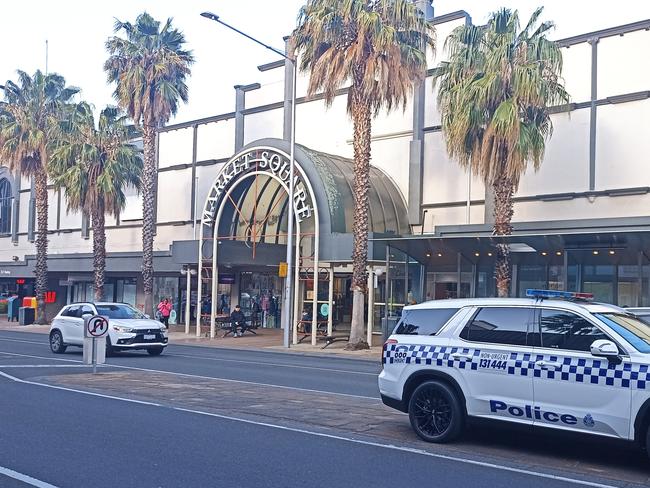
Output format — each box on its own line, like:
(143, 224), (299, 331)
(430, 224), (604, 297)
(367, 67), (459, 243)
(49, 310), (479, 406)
(141, 125), (157, 315)
(93, 200), (106, 302)
(346, 85), (371, 351)
(34, 167), (48, 324)
(493, 173), (514, 298)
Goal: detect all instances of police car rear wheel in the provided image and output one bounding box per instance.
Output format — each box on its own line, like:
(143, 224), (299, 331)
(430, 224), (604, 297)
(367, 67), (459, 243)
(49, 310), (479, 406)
(408, 380), (464, 443)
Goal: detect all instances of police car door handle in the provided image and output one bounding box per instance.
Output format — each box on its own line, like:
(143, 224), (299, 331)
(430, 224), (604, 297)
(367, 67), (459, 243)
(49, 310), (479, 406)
(535, 360), (562, 370)
(450, 352), (473, 362)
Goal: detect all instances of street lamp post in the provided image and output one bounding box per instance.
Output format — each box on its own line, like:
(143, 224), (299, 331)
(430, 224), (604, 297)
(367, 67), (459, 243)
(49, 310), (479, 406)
(201, 12), (297, 348)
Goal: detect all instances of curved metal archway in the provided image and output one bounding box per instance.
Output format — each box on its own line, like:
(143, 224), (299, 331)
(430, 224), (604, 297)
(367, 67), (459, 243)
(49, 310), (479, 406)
(196, 147), (321, 345)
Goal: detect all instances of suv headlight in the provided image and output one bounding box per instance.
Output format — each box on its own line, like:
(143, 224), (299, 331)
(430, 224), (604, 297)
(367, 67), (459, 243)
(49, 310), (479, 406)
(113, 325), (134, 333)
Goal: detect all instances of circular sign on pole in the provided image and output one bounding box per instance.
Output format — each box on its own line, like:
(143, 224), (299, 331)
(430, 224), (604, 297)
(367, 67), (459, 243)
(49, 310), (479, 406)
(86, 315), (109, 338)
(320, 303), (329, 317)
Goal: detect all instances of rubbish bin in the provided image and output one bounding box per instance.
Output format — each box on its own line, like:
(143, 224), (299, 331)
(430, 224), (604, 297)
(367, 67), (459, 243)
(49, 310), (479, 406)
(19, 306), (35, 326)
(7, 296), (20, 322)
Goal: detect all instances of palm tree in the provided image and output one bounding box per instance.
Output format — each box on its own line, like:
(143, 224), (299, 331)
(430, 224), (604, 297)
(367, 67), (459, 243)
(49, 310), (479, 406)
(0, 70), (79, 324)
(104, 12), (193, 315)
(434, 7), (569, 297)
(50, 103), (142, 301)
(293, 0), (434, 349)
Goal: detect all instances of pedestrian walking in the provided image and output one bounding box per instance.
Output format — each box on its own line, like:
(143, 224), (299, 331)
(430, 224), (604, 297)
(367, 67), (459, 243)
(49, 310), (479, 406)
(157, 298), (172, 328)
(230, 304), (246, 337)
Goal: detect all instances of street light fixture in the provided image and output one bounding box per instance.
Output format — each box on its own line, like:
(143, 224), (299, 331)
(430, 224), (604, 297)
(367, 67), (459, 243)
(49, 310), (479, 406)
(201, 11), (297, 349)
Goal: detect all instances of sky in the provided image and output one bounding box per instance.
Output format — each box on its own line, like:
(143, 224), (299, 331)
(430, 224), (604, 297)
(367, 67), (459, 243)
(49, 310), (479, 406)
(1, 1), (649, 124)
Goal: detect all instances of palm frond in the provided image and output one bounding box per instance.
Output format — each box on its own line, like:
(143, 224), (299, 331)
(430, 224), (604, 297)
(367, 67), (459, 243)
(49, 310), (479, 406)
(433, 6), (569, 186)
(104, 12), (194, 128)
(293, 0), (435, 115)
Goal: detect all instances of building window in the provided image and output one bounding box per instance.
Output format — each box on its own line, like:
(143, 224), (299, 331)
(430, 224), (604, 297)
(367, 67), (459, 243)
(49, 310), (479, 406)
(0, 178), (11, 235)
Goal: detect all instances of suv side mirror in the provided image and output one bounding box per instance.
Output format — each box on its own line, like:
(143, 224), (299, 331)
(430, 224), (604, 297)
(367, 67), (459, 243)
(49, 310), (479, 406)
(590, 339), (619, 358)
(143, 314), (151, 319)
(81, 312), (94, 318)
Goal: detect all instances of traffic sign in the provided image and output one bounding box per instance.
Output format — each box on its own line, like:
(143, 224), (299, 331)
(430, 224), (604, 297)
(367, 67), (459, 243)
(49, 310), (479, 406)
(278, 262), (288, 278)
(85, 315), (109, 338)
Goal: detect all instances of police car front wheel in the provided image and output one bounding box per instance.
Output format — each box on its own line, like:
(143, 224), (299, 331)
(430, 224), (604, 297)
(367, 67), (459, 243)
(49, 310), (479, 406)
(408, 380), (464, 443)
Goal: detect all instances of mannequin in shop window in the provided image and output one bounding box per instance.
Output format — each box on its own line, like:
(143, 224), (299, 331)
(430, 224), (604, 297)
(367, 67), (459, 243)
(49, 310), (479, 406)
(261, 292), (270, 327)
(251, 299), (260, 328)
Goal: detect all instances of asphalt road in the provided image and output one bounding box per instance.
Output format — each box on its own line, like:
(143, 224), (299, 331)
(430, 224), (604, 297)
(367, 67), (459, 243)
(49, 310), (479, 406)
(0, 371), (588, 488)
(0, 330), (381, 397)
(0, 329), (649, 488)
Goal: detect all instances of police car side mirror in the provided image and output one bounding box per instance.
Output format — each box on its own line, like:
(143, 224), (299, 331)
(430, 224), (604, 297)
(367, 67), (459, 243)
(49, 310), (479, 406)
(144, 314), (151, 319)
(590, 339), (619, 358)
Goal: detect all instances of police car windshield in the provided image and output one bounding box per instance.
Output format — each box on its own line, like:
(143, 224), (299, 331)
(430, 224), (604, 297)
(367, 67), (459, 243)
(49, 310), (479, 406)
(595, 313), (650, 353)
(95, 304), (145, 320)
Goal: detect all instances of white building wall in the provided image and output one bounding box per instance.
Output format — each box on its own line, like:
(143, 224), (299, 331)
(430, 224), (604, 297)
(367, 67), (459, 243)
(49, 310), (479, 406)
(1, 16), (650, 265)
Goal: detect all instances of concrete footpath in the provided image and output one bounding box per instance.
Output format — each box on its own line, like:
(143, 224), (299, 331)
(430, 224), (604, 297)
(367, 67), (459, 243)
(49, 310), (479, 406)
(0, 318), (383, 361)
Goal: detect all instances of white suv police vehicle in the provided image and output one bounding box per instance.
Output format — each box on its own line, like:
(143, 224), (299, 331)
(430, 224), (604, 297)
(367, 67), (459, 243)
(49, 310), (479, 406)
(379, 290), (650, 455)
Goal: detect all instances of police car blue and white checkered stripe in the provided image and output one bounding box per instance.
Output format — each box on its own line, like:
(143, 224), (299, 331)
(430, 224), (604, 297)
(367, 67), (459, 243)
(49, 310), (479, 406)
(383, 343), (650, 390)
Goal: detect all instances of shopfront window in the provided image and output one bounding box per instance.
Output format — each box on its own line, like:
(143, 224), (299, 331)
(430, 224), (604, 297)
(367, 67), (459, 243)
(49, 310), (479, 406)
(116, 279), (137, 307)
(582, 265), (615, 304)
(518, 264), (546, 297)
(407, 258), (424, 304)
(548, 265), (564, 291)
(618, 265), (640, 308)
(476, 264), (496, 298)
(642, 265), (650, 307)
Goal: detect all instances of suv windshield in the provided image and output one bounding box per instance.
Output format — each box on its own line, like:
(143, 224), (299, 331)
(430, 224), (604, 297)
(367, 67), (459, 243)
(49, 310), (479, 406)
(95, 304), (145, 320)
(595, 313), (650, 353)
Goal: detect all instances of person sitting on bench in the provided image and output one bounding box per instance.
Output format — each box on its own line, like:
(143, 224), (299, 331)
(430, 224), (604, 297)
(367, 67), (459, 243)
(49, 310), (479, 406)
(230, 304), (246, 337)
(301, 309), (312, 333)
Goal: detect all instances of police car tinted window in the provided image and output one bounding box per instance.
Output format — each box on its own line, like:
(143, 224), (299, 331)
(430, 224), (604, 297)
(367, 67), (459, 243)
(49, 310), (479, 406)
(539, 309), (609, 352)
(460, 307), (533, 346)
(394, 308), (458, 335)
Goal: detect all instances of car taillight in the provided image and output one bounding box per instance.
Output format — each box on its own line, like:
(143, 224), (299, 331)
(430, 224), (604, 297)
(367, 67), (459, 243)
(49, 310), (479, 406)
(383, 338), (398, 349)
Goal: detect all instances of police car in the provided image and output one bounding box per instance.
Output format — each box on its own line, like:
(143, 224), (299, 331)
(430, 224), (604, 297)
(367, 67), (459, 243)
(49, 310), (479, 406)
(378, 290), (650, 455)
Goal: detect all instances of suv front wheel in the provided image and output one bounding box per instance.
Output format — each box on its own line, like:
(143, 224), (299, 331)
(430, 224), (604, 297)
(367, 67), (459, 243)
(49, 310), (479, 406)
(408, 380), (465, 443)
(49, 330), (67, 354)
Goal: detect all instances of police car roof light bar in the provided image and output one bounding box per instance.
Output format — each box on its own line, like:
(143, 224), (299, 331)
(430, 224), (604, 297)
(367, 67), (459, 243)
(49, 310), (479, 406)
(525, 289), (594, 301)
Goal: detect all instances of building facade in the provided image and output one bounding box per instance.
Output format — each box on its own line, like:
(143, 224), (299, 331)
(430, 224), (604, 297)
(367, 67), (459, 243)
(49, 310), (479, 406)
(1, 5), (650, 341)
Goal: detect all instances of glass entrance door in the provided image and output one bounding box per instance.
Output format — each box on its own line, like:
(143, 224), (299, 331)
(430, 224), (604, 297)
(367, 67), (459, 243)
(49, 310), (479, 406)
(239, 272), (282, 328)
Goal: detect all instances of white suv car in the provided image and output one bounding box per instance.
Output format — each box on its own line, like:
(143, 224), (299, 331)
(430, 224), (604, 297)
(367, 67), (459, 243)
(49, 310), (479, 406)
(49, 302), (169, 356)
(379, 290), (650, 455)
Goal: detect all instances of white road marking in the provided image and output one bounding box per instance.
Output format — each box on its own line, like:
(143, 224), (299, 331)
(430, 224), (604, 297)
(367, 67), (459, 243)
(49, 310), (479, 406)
(0, 351), (378, 400)
(0, 352), (82, 363)
(0, 336), (380, 375)
(167, 352), (379, 376)
(0, 465), (60, 488)
(0, 370), (623, 488)
(0, 365), (92, 368)
(0, 338), (48, 345)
